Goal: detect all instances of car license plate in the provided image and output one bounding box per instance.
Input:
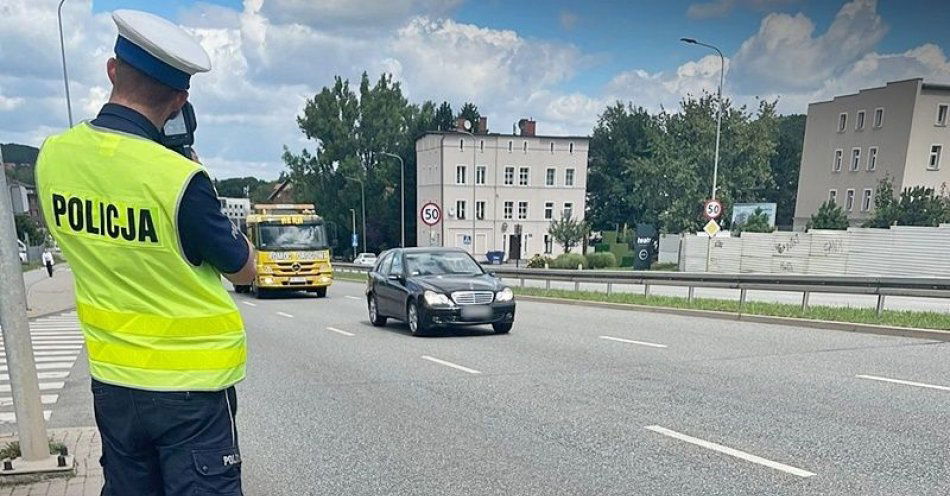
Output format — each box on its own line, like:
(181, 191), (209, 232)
(290, 277), (307, 284)
(461, 305), (492, 320)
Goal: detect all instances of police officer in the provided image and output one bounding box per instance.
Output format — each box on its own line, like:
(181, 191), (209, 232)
(35, 9), (255, 495)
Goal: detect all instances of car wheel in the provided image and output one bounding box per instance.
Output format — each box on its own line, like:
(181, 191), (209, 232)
(315, 287), (328, 298)
(253, 282), (269, 299)
(368, 295), (387, 327)
(407, 301), (429, 337)
(492, 322), (513, 334)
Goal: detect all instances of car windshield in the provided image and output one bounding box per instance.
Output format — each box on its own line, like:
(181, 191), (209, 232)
(405, 251), (483, 276)
(258, 223), (328, 251)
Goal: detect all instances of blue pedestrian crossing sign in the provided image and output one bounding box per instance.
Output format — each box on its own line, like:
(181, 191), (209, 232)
(352, 233), (358, 247)
(463, 235), (472, 245)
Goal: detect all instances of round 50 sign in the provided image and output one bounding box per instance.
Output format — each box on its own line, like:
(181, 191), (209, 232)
(704, 199), (723, 220)
(420, 202), (442, 226)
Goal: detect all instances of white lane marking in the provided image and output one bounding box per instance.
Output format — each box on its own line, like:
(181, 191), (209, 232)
(242, 302), (257, 307)
(421, 355), (482, 375)
(276, 312), (294, 318)
(599, 336), (668, 348)
(0, 411), (52, 423)
(0, 395), (58, 407)
(344, 296), (362, 301)
(325, 327), (355, 337)
(856, 374), (950, 392)
(0, 371), (69, 381)
(0, 382), (65, 393)
(644, 425), (816, 478)
(0, 362), (75, 372)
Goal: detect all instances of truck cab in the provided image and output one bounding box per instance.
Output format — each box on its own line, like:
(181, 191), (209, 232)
(235, 204), (334, 298)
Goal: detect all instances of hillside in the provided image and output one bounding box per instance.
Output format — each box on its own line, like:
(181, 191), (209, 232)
(2, 143), (39, 165)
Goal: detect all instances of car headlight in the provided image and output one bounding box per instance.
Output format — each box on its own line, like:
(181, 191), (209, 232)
(496, 287), (514, 302)
(423, 290), (452, 306)
(260, 265), (272, 273)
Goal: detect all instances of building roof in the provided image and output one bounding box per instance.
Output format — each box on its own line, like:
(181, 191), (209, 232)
(417, 130), (590, 142)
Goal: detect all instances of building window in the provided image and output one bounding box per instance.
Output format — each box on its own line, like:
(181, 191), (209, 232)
(845, 189), (855, 211)
(504, 166), (515, 185)
(518, 201), (528, 220)
(456, 200), (466, 220)
(545, 168), (556, 186)
(518, 167), (530, 186)
(868, 147), (878, 171)
(855, 110), (865, 130)
(544, 234), (553, 254)
(829, 189), (837, 205)
(833, 149), (843, 172)
(544, 202), (554, 220)
(503, 201), (513, 220)
(459, 139), (464, 151)
(456, 165), (467, 184)
(569, 142), (574, 154)
(479, 140), (484, 152)
(874, 107), (884, 128)
(850, 148), (861, 172)
(937, 104), (949, 126)
(563, 202), (574, 219)
(929, 145), (943, 170)
(523, 141), (528, 152)
(565, 168), (576, 186)
(838, 112), (847, 132)
(475, 165), (486, 185)
(508, 141), (513, 153)
(550, 142), (555, 154)
(476, 201), (486, 220)
(861, 189), (873, 212)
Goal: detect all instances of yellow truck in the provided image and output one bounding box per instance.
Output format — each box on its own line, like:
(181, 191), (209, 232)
(234, 204), (334, 298)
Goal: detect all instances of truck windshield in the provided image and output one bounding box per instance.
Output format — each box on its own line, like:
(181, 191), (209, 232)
(258, 223), (328, 251)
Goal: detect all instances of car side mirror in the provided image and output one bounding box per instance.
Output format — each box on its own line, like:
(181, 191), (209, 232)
(388, 274), (403, 282)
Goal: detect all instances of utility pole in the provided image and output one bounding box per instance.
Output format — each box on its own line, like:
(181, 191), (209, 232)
(0, 149), (53, 464)
(455, 123), (477, 254)
(349, 208), (357, 259)
(58, 0), (74, 127)
(380, 152), (405, 247)
(347, 177), (366, 253)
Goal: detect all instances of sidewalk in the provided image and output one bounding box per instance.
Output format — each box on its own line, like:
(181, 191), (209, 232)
(22, 267), (75, 319)
(0, 427), (102, 495)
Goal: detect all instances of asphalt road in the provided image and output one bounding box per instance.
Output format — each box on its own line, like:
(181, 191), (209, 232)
(36, 279), (950, 495)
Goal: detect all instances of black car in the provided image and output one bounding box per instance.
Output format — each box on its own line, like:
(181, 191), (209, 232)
(365, 248), (516, 336)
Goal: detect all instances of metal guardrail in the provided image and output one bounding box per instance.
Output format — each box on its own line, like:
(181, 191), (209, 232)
(334, 262), (950, 315)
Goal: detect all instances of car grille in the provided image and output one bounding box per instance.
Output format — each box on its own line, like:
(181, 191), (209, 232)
(451, 291), (494, 305)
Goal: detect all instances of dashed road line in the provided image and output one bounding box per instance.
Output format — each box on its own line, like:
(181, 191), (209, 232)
(645, 425), (816, 478)
(242, 301), (257, 307)
(276, 312), (294, 318)
(856, 374), (950, 392)
(599, 336), (668, 348)
(345, 296), (362, 301)
(326, 327), (355, 337)
(421, 355), (482, 375)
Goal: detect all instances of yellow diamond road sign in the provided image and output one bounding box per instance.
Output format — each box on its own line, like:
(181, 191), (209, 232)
(703, 219), (720, 237)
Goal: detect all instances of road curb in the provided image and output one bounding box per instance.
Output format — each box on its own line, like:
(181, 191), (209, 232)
(515, 295), (950, 342)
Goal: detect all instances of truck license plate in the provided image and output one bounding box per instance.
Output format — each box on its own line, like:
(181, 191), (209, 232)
(461, 305), (492, 320)
(290, 277), (307, 284)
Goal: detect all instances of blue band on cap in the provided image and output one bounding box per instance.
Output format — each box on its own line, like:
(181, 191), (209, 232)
(114, 36), (190, 90)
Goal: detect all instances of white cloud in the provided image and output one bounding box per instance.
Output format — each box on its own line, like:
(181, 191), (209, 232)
(259, 0), (461, 30)
(687, 0), (800, 19)
(605, 55), (729, 112)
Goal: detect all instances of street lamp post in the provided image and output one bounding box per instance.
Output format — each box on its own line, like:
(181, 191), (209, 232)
(349, 208), (357, 259)
(347, 177), (366, 253)
(380, 152), (405, 247)
(682, 37), (725, 273)
(454, 123), (477, 254)
(57, 0), (74, 127)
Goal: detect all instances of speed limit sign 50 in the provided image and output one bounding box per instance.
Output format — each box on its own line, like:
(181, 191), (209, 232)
(704, 199), (723, 220)
(420, 202), (442, 226)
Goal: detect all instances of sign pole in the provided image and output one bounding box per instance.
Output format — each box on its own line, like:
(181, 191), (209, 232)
(0, 150), (51, 462)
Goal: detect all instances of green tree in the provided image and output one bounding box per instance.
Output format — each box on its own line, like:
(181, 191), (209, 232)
(456, 102), (481, 132)
(863, 176), (950, 227)
(434, 101), (454, 131)
(14, 214), (41, 244)
(766, 114), (805, 227)
(214, 177), (267, 199)
(806, 200), (849, 230)
(548, 213), (587, 253)
(863, 175), (900, 228)
(735, 208), (774, 235)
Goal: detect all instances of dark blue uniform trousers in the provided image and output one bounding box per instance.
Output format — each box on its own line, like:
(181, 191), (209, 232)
(91, 379), (243, 495)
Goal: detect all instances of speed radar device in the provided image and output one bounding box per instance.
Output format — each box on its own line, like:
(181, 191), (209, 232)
(162, 101), (197, 158)
(234, 204), (335, 298)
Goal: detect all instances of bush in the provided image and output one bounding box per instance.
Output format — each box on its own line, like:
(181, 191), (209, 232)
(620, 254), (636, 267)
(594, 243), (611, 253)
(525, 255), (553, 269)
(585, 252), (617, 269)
(552, 253), (587, 269)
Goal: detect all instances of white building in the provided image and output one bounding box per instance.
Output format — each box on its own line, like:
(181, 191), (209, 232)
(415, 119), (589, 260)
(219, 197), (251, 228)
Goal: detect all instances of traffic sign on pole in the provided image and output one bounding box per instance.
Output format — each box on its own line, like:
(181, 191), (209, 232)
(703, 219), (721, 237)
(704, 199), (723, 220)
(420, 202), (442, 226)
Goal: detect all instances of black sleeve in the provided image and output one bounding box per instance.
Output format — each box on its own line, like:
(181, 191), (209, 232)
(177, 173), (249, 274)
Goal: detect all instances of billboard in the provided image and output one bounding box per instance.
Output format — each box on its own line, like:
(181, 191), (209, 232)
(731, 202), (777, 228)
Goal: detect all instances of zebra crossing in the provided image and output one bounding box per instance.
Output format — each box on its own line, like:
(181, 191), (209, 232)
(0, 311), (83, 424)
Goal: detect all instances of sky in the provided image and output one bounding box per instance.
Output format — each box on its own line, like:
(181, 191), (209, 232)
(1, 0), (948, 180)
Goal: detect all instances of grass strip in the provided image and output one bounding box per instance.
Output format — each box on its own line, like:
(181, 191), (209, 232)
(334, 270), (368, 283)
(514, 287), (950, 331)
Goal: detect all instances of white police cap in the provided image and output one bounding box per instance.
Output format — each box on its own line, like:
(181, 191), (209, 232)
(112, 9), (211, 90)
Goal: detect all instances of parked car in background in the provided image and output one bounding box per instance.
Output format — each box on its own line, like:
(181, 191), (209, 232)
(354, 252), (378, 267)
(365, 247), (515, 336)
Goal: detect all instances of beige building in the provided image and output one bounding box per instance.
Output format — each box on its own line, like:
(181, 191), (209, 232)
(415, 119), (589, 260)
(794, 78), (950, 230)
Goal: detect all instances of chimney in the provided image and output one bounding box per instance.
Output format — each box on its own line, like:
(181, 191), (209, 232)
(518, 118), (536, 137)
(478, 116), (488, 134)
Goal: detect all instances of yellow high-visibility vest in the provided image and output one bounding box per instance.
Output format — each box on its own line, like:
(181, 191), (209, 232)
(36, 122), (246, 391)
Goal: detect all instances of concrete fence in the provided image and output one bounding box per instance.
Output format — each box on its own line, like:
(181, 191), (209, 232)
(679, 225), (950, 277)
